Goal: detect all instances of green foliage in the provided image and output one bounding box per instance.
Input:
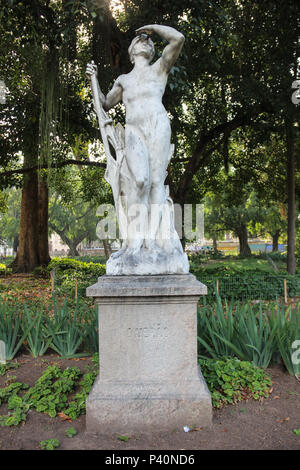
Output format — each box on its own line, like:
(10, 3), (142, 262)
(0, 380), (29, 426)
(48, 258), (105, 300)
(40, 439), (60, 450)
(0, 381), (29, 407)
(0, 360), (98, 427)
(0, 361), (19, 376)
(199, 357), (273, 408)
(21, 306), (53, 358)
(65, 426), (77, 438)
(0, 302), (33, 360)
(190, 260), (300, 301)
(48, 257), (106, 274)
(24, 366), (81, 417)
(118, 435), (130, 442)
(198, 297), (300, 372)
(63, 369), (98, 420)
(81, 304), (99, 354)
(45, 298), (87, 358)
(0, 297), (98, 359)
(0, 264), (11, 276)
(276, 304), (300, 377)
(0, 189), (21, 247)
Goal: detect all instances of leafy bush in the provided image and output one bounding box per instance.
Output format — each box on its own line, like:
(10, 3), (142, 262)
(0, 264), (11, 276)
(48, 257), (105, 275)
(192, 270), (300, 301)
(199, 357), (273, 408)
(70, 255), (107, 264)
(48, 257), (105, 300)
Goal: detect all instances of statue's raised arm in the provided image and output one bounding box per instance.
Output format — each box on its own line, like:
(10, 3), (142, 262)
(135, 24), (185, 73)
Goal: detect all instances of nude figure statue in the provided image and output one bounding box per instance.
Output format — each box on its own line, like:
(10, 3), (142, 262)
(86, 24), (189, 275)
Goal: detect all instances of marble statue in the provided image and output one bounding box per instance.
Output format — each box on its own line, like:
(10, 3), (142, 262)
(86, 24), (189, 275)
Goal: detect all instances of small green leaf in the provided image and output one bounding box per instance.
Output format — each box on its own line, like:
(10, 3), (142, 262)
(40, 439), (60, 450)
(118, 435), (130, 442)
(65, 427), (77, 438)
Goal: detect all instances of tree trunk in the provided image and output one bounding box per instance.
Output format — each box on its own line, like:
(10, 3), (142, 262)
(286, 116), (296, 274)
(271, 230), (280, 252)
(13, 235), (19, 255)
(10, 114), (50, 273)
(67, 243), (80, 257)
(10, 162), (39, 272)
(236, 225), (251, 257)
(212, 236), (218, 253)
(10, 171), (50, 272)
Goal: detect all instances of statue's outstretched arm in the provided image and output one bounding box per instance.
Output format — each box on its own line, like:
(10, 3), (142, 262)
(86, 62), (122, 111)
(135, 24), (185, 73)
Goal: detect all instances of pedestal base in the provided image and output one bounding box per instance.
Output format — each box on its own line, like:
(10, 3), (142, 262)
(86, 274), (212, 433)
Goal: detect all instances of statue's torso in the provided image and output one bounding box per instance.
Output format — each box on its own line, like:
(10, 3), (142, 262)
(120, 63), (169, 126)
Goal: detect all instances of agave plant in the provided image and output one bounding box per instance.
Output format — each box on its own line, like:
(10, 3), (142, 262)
(0, 301), (31, 361)
(22, 305), (53, 358)
(45, 297), (87, 358)
(197, 296), (237, 359)
(198, 296), (278, 368)
(276, 303), (300, 378)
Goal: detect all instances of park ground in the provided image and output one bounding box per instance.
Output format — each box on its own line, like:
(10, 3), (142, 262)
(0, 354), (299, 450)
(0, 254), (299, 451)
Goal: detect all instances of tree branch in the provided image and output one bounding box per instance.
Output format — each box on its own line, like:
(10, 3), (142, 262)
(175, 104), (269, 202)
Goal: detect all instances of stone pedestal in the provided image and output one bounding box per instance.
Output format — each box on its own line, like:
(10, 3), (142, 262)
(86, 274), (212, 433)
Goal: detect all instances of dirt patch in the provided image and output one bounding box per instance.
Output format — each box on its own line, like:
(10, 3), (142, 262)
(0, 356), (299, 450)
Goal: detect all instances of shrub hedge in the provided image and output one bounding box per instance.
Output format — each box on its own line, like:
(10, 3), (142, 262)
(48, 258), (105, 300)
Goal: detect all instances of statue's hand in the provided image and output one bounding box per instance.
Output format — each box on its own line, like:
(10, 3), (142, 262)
(86, 61), (98, 80)
(135, 25), (154, 36)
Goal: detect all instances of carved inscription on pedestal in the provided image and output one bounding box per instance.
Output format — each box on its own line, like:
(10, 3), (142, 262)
(127, 323), (168, 340)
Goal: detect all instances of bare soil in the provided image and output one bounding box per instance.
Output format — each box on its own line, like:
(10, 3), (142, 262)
(0, 354), (299, 451)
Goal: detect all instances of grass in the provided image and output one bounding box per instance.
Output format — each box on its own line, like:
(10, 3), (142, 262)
(202, 255), (287, 273)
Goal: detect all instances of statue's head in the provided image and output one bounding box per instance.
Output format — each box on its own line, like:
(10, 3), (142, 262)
(128, 34), (155, 64)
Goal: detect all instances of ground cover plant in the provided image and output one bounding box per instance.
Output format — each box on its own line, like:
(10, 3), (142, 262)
(199, 357), (273, 408)
(0, 354), (99, 427)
